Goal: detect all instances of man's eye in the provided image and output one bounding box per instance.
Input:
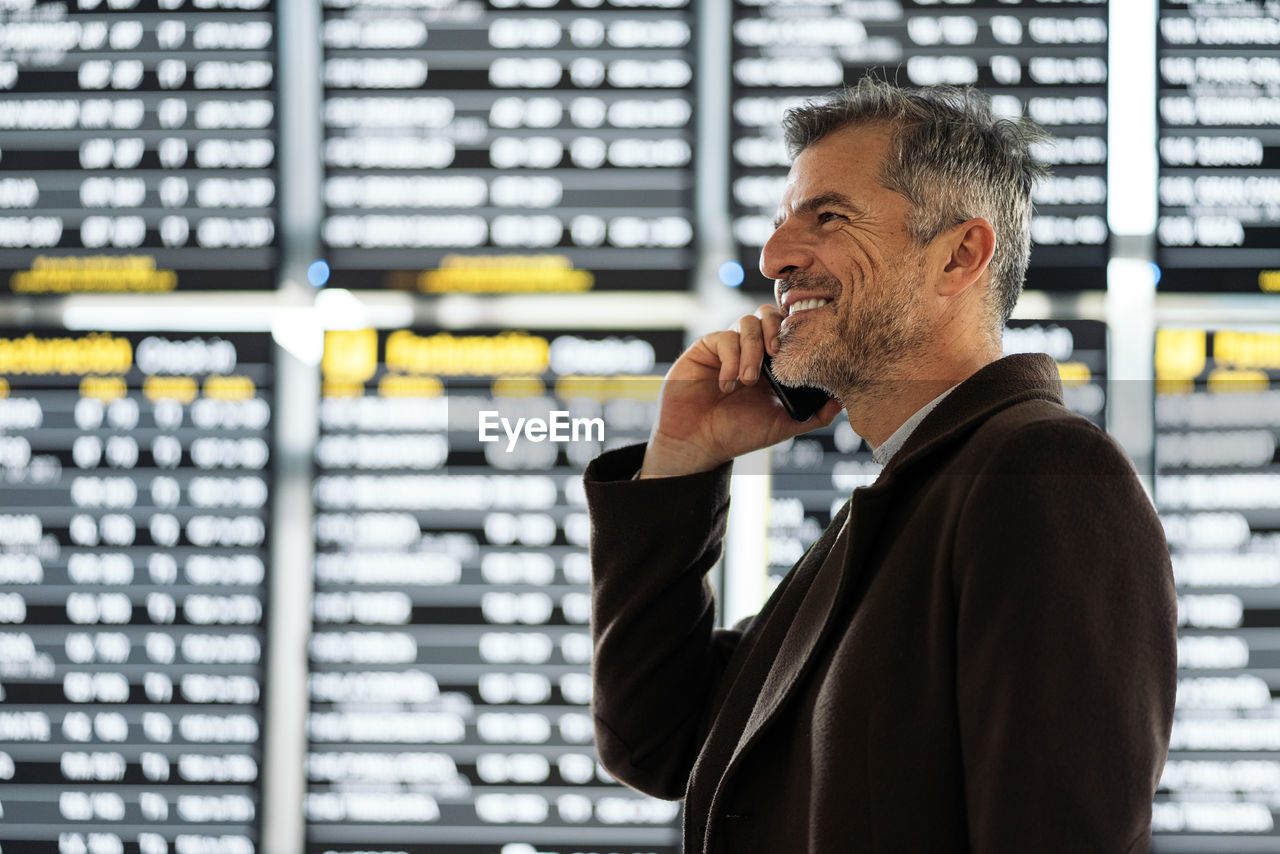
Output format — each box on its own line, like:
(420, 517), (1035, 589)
(818, 211), (843, 224)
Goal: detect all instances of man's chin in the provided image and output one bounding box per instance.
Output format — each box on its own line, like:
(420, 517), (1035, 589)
(770, 349), (832, 393)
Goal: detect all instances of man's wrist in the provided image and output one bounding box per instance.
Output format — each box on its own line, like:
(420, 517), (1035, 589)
(639, 435), (727, 478)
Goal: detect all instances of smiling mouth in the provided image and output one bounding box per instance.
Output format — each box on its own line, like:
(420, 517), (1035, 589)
(787, 298), (832, 316)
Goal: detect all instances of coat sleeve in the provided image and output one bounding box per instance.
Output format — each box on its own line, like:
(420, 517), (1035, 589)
(952, 419), (1177, 853)
(583, 443), (745, 800)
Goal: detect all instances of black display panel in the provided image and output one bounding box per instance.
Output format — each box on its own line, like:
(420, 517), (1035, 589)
(0, 0), (278, 294)
(309, 326), (684, 854)
(730, 0), (1109, 295)
(1156, 1), (1280, 293)
(1153, 327), (1280, 851)
(320, 0), (696, 294)
(766, 318), (1106, 589)
(0, 330), (272, 853)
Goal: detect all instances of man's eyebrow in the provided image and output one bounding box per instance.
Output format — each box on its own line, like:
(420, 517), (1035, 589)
(772, 192), (868, 229)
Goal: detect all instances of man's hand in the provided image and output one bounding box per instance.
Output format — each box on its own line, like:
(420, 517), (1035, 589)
(638, 304), (843, 477)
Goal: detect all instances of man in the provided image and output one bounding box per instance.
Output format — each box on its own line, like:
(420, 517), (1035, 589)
(584, 80), (1176, 853)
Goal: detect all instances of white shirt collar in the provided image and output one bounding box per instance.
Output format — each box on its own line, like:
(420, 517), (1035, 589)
(869, 385), (958, 466)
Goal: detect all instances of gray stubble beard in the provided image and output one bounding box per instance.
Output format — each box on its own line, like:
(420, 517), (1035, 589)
(772, 264), (931, 404)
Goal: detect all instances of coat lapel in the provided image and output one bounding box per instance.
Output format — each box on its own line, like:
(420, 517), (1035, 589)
(686, 501), (855, 803)
(698, 484), (893, 848)
(724, 486), (890, 766)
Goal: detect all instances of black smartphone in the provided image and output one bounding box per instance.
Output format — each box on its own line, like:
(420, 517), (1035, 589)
(761, 353), (831, 422)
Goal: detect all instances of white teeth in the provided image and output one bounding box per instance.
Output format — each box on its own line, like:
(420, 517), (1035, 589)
(789, 298), (830, 315)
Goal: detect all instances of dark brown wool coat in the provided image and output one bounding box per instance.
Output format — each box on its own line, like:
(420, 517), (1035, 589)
(585, 354), (1177, 854)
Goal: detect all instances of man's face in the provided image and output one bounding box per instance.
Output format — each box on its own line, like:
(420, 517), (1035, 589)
(762, 123), (932, 397)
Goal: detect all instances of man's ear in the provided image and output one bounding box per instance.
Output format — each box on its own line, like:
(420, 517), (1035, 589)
(936, 218), (995, 297)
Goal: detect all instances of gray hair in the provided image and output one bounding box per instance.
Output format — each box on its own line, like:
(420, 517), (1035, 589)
(782, 78), (1049, 327)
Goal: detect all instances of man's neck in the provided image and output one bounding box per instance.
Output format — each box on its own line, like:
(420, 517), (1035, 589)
(842, 351), (997, 449)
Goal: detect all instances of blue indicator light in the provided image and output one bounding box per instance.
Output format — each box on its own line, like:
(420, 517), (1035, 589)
(307, 260), (331, 288)
(718, 260), (745, 288)
(1149, 262), (1162, 287)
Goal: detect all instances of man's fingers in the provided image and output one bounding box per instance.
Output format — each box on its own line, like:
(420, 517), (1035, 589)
(816, 397), (844, 425)
(711, 332), (741, 394)
(734, 315), (765, 384)
(754, 303), (785, 354)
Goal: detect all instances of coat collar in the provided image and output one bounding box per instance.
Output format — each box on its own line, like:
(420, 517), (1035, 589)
(876, 352), (1064, 481)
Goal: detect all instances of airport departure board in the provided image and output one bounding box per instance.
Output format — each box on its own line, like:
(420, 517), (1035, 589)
(0, 0), (279, 294)
(320, 0), (696, 294)
(1156, 1), (1280, 294)
(767, 319), (1107, 589)
(730, 0), (1109, 294)
(1153, 327), (1280, 851)
(0, 330), (271, 854)
(309, 326), (684, 854)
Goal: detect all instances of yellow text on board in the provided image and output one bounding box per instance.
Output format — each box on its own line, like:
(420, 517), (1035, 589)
(419, 254), (593, 294)
(385, 331), (549, 376)
(1214, 330), (1280, 371)
(0, 333), (132, 375)
(11, 255), (177, 294)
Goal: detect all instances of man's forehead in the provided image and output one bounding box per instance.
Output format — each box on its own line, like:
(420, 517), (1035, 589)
(777, 127), (890, 203)
(778, 160), (843, 208)
(773, 126), (896, 220)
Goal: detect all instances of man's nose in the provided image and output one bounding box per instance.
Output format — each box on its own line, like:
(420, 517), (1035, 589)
(759, 222), (814, 282)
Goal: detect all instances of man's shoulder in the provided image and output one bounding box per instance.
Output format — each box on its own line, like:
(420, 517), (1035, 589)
(956, 398), (1135, 478)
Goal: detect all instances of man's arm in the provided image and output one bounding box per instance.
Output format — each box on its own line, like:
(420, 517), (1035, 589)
(585, 443), (744, 799)
(583, 305), (840, 799)
(953, 420), (1177, 852)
